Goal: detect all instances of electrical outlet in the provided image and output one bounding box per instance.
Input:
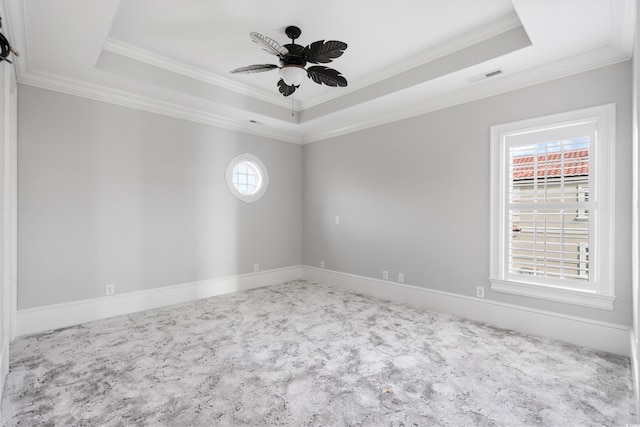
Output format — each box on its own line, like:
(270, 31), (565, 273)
(382, 270), (389, 280)
(398, 273), (404, 283)
(253, 264), (259, 272)
(105, 284), (115, 296)
(476, 286), (485, 298)
(320, 260), (325, 268)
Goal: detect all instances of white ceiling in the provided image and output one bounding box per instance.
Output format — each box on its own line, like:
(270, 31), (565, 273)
(0, 0), (635, 143)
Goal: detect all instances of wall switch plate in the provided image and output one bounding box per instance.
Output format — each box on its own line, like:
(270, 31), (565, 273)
(253, 264), (259, 272)
(398, 273), (404, 283)
(105, 284), (115, 296)
(382, 270), (389, 280)
(320, 260), (325, 269)
(476, 286), (485, 298)
(335, 216), (340, 224)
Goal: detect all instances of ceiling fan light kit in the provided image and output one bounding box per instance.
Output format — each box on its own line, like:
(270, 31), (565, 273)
(279, 65), (306, 86)
(230, 25), (348, 97)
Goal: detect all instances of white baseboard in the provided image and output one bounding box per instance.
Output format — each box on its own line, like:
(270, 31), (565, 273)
(17, 266), (303, 336)
(16, 265), (632, 357)
(631, 332), (640, 422)
(0, 338), (8, 410)
(303, 266), (631, 357)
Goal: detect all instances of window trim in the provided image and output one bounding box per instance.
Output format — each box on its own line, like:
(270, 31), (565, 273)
(225, 153), (269, 203)
(489, 104), (616, 310)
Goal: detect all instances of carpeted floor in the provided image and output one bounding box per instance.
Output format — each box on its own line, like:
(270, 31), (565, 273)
(1, 280), (636, 426)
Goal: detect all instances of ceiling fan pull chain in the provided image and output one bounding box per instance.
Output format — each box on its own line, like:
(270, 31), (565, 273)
(291, 94), (294, 117)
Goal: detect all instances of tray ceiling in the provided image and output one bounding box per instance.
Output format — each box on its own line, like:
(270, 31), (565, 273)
(0, 0), (634, 143)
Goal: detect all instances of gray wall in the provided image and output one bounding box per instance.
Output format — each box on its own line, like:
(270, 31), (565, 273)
(303, 61), (633, 326)
(18, 85), (302, 309)
(17, 60), (634, 326)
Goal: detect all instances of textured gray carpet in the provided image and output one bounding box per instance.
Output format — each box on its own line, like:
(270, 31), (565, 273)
(1, 280), (636, 426)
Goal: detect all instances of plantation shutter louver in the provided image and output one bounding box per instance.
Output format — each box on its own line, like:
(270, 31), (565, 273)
(505, 122), (595, 288)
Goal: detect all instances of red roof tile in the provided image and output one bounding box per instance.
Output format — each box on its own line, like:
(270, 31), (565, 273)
(512, 149), (589, 180)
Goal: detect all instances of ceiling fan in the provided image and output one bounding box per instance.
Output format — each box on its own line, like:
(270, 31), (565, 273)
(230, 26), (347, 97)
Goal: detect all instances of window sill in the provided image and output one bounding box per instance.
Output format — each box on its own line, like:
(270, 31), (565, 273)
(488, 278), (615, 310)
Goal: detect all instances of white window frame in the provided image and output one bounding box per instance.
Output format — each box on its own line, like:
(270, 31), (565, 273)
(489, 104), (616, 310)
(225, 153), (269, 203)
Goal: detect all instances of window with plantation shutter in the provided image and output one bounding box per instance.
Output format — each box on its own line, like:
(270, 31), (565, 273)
(489, 105), (616, 310)
(509, 131), (592, 284)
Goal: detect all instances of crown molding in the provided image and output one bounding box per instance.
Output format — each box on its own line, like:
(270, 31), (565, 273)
(301, 46), (631, 144)
(102, 38), (300, 111)
(14, 41), (631, 147)
(102, 12), (522, 114)
(15, 39), (630, 147)
(301, 1), (635, 113)
(17, 69), (304, 144)
(299, 12), (524, 111)
(7, 0), (633, 146)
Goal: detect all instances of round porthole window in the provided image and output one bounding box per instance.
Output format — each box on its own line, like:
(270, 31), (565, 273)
(225, 153), (269, 203)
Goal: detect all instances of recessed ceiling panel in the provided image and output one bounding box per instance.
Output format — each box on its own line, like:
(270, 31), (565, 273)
(107, 0), (517, 104)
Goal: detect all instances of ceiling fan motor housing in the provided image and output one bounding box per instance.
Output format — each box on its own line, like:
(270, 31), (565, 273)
(281, 44), (306, 67)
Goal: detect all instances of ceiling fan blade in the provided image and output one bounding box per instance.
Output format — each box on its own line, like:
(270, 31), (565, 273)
(250, 32), (289, 57)
(307, 66), (348, 87)
(277, 79), (298, 97)
(303, 40), (348, 64)
(230, 64), (279, 74)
